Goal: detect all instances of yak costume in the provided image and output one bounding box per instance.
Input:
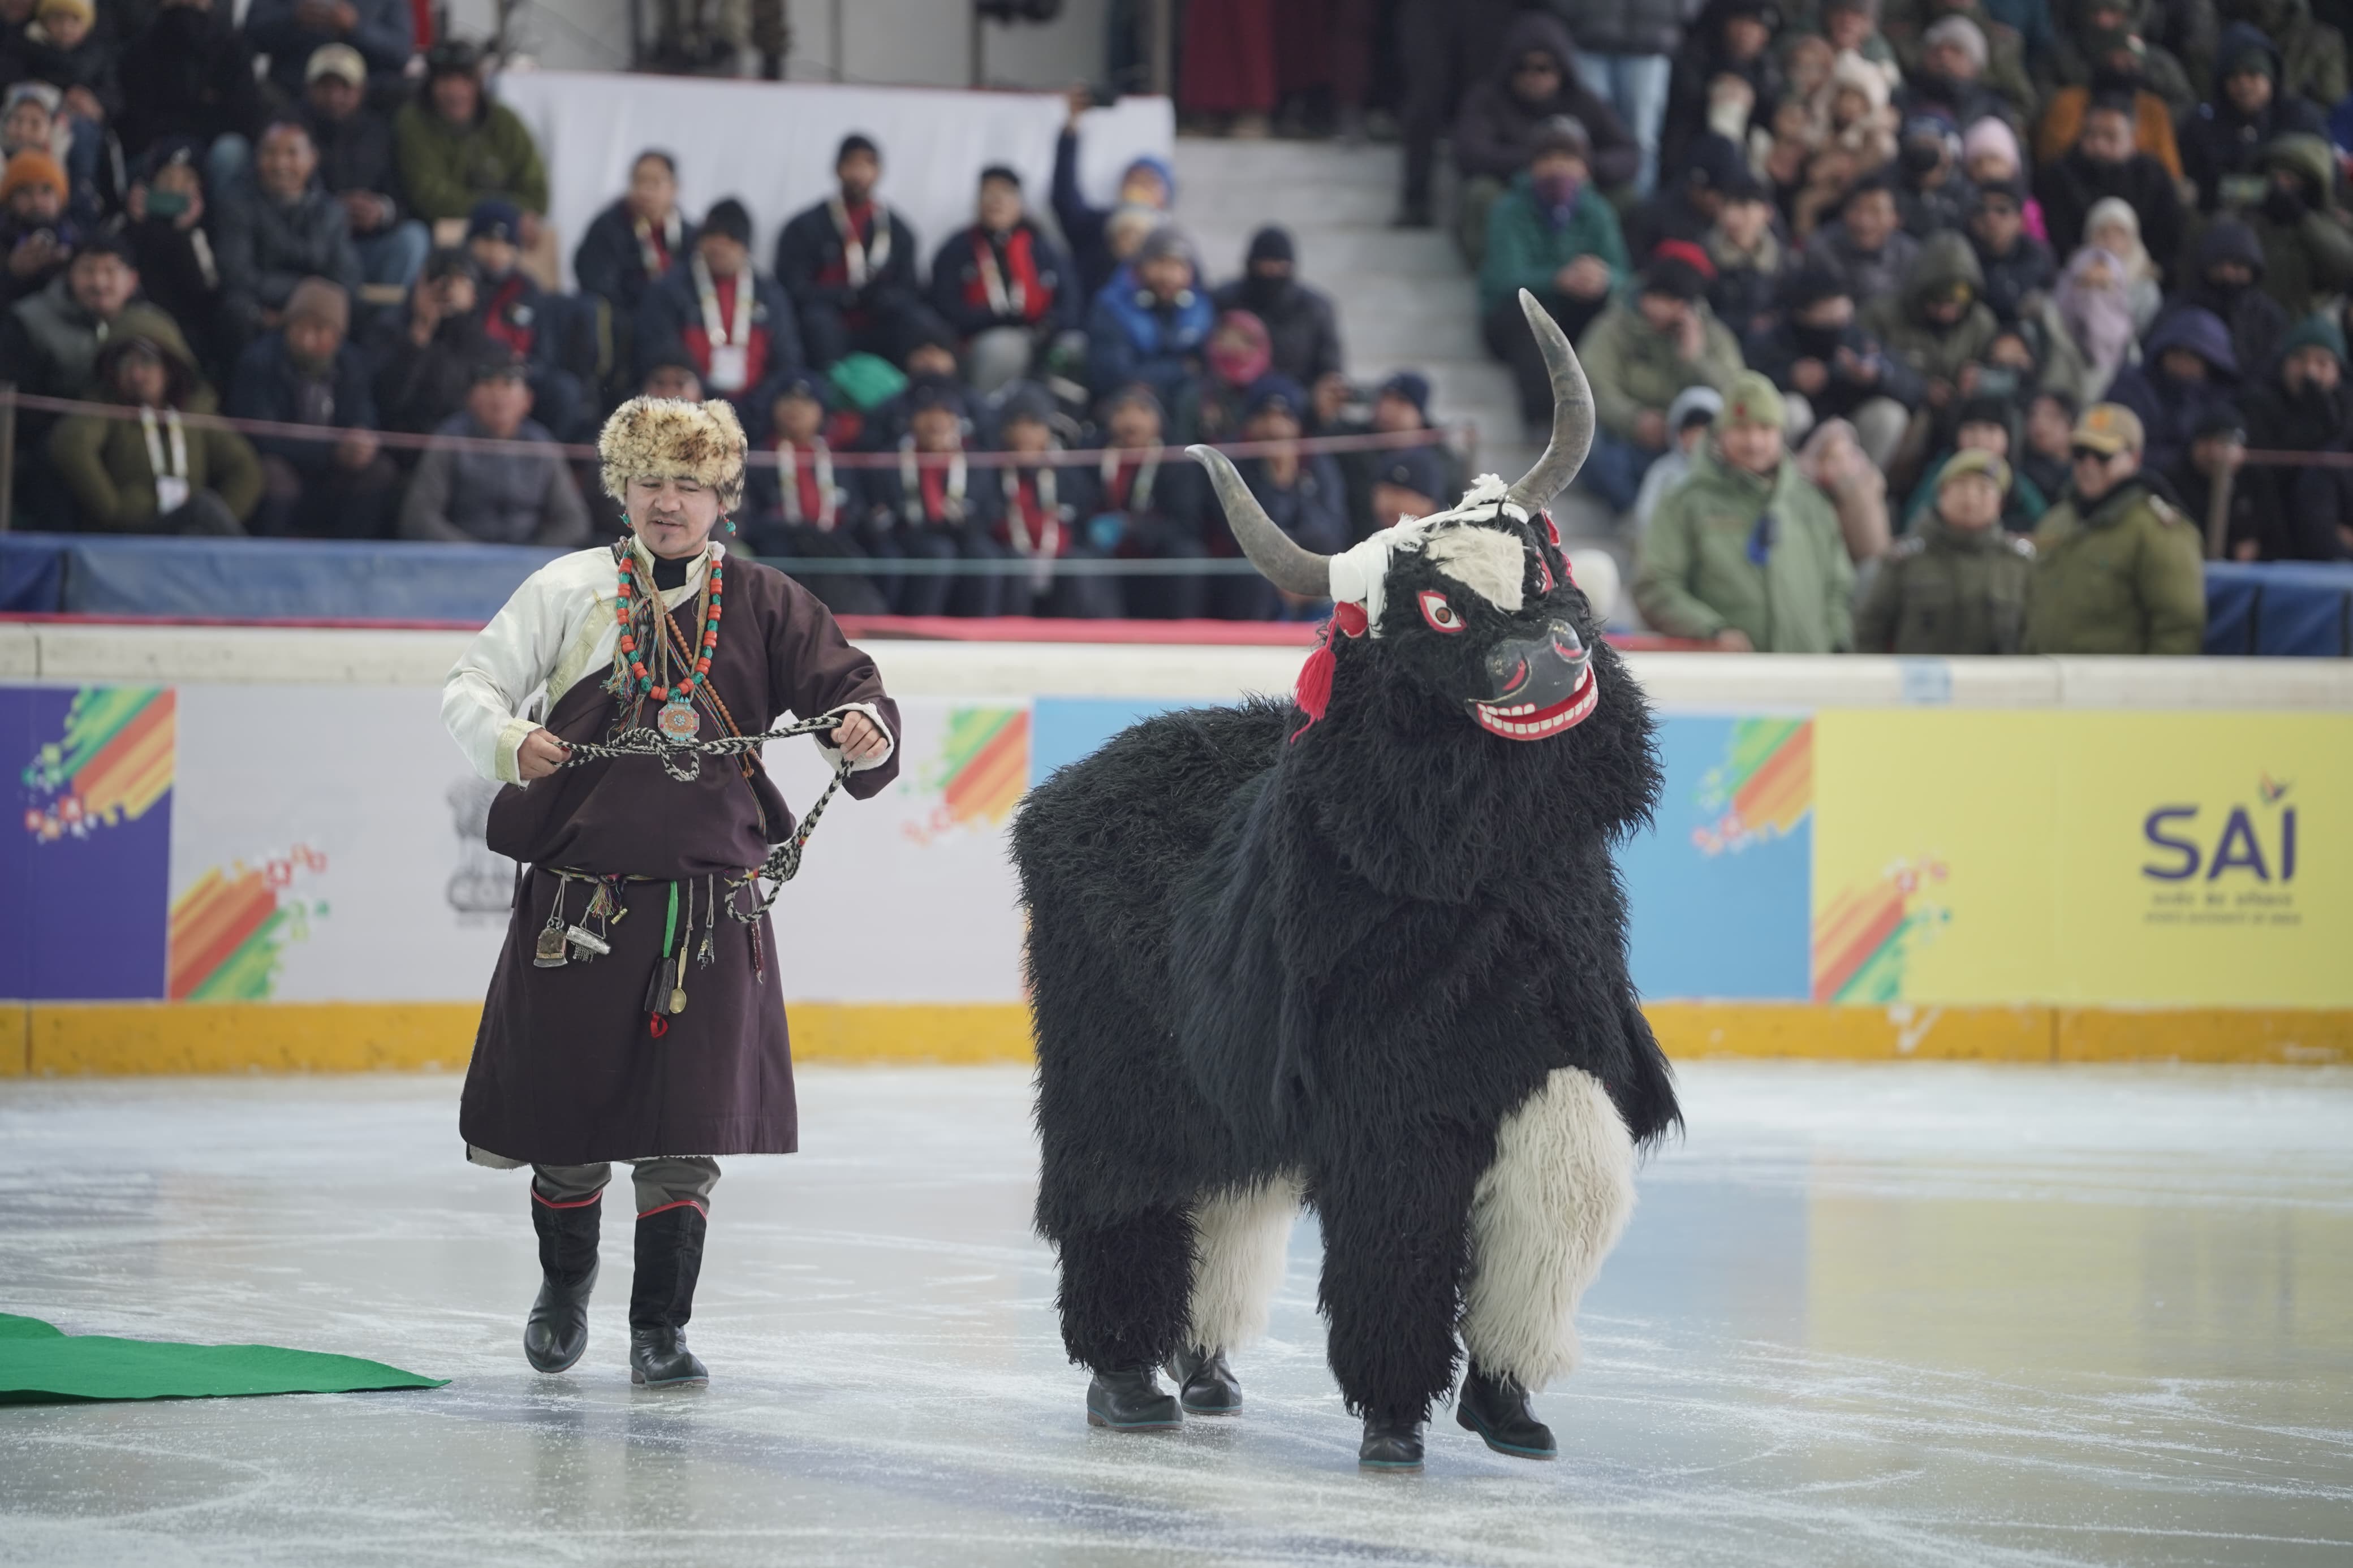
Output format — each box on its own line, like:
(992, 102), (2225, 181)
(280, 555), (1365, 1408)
(1014, 292), (1677, 1471)
(442, 396), (900, 1388)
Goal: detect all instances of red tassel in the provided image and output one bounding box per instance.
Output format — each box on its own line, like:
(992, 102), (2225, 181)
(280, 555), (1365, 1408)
(649, 1016), (669, 1039)
(1290, 603), (1369, 742)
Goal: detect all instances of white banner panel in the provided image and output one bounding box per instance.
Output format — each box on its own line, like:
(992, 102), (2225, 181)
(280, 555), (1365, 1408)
(495, 72), (1176, 289)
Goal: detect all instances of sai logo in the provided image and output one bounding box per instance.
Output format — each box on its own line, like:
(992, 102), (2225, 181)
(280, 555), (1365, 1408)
(2142, 775), (2298, 882)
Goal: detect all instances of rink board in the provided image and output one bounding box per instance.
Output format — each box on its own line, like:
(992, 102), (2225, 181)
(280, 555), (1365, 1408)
(0, 671), (2347, 1074)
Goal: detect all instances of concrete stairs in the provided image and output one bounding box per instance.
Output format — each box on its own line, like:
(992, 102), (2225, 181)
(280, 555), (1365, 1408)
(1169, 136), (1622, 563)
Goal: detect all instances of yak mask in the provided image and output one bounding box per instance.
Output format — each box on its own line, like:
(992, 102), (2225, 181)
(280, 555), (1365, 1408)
(1192, 290), (1600, 744)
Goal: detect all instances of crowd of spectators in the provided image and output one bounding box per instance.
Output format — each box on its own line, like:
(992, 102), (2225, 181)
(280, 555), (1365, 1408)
(0, 18), (1464, 624)
(1426, 0), (2353, 654)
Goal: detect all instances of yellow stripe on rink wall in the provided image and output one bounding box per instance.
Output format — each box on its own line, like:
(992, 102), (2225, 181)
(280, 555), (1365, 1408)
(1, 1001), (2346, 1078)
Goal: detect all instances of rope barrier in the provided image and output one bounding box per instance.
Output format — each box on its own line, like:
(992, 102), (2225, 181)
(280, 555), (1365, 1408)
(0, 388), (1472, 469)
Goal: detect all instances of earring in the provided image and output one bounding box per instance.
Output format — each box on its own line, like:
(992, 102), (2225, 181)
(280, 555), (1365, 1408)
(723, 515), (737, 534)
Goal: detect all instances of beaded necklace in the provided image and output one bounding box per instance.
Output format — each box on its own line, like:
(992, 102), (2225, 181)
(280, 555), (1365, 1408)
(613, 538), (724, 741)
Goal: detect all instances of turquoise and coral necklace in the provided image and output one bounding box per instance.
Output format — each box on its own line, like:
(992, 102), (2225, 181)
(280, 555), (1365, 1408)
(613, 537), (723, 741)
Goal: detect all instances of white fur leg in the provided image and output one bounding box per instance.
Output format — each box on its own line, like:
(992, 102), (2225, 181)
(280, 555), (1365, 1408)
(1460, 1067), (1636, 1391)
(1184, 1174), (1303, 1354)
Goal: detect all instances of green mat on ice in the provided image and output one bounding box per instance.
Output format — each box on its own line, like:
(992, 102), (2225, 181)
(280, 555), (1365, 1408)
(0, 1312), (446, 1405)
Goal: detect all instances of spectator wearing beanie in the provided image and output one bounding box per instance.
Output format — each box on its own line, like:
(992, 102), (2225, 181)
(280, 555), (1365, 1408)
(1749, 265), (1920, 468)
(120, 139), (221, 356)
(228, 277), (398, 538)
(1899, 14), (2022, 128)
(1635, 369), (1855, 651)
(399, 351), (589, 546)
(928, 165), (1081, 397)
(2239, 311), (2349, 544)
(13, 0), (121, 125)
(636, 196), (802, 426)
(1703, 168), (1786, 343)
(1368, 442), (1454, 531)
(2165, 219), (2287, 384)
(50, 325), (261, 535)
(2104, 304), (2241, 481)
(775, 132), (946, 371)
(1856, 448), (2035, 653)
(244, 0), (414, 99)
(1451, 13), (1640, 262)
(216, 116), (361, 351)
(1578, 240), (1746, 514)
(2180, 24), (2328, 213)
(860, 374), (1009, 619)
(1206, 374), (1348, 620)
(1901, 391), (2049, 531)
(394, 40), (549, 230)
(1804, 174), (1921, 306)
(0, 146), (77, 304)
(1085, 382), (1214, 617)
(303, 42), (429, 298)
(369, 245), (492, 434)
(1966, 178), (2055, 324)
(1630, 383), (1725, 533)
(0, 82), (97, 231)
(462, 197), (584, 437)
(1894, 114), (1979, 241)
(1329, 368), (1466, 543)
(2024, 401), (2205, 655)
(115, 0), (266, 165)
(2172, 405), (2265, 560)
(1480, 116), (1629, 424)
(740, 368), (892, 617)
(1212, 224), (1343, 391)
(1959, 115), (2045, 238)
(1051, 86), (1175, 297)
(1086, 224), (1215, 415)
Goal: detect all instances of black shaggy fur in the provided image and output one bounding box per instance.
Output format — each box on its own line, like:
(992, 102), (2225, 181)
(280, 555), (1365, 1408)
(1012, 506), (1678, 1425)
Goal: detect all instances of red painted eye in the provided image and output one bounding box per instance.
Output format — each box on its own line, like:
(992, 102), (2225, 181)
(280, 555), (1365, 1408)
(1418, 590), (1464, 633)
(1540, 509), (1561, 548)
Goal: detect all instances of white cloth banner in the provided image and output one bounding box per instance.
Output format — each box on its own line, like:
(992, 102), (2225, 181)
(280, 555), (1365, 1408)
(493, 71), (1176, 290)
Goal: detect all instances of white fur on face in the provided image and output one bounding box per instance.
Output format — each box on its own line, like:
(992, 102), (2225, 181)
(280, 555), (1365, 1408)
(1423, 525), (1527, 615)
(1184, 1173), (1302, 1354)
(1459, 1067), (1635, 1390)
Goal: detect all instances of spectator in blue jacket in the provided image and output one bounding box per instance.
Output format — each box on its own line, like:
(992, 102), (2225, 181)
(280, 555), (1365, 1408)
(1208, 375), (1348, 620)
(2104, 306), (2242, 482)
(1051, 84), (1175, 299)
(243, 0), (414, 99)
(1085, 226), (1213, 416)
(226, 276), (397, 537)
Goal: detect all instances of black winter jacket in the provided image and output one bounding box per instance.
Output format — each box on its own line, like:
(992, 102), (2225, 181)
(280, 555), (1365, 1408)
(1453, 14), (1642, 190)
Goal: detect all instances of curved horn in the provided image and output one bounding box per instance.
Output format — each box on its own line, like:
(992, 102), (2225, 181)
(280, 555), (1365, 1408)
(1501, 287), (1596, 516)
(1186, 443), (1333, 598)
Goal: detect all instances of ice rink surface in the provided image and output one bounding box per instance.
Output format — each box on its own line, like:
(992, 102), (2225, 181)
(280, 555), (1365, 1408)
(1, 1062), (2348, 1568)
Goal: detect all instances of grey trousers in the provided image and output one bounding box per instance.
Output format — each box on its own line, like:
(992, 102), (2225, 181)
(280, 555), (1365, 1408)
(469, 1145), (721, 1216)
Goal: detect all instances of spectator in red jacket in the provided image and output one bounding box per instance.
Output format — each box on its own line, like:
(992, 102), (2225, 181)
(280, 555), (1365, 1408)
(926, 165), (1080, 397)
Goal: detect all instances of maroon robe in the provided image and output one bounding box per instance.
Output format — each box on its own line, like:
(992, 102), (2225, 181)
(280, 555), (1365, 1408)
(461, 559), (899, 1164)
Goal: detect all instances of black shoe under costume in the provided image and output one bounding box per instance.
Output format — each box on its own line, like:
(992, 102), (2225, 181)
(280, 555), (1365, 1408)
(1456, 1363), (1557, 1459)
(628, 1200), (710, 1388)
(524, 1189), (601, 1374)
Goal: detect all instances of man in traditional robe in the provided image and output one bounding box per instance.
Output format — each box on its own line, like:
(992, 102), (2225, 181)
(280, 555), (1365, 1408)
(442, 396), (900, 1388)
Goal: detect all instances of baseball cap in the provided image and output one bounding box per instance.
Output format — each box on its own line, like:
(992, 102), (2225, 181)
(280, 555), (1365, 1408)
(2071, 402), (2145, 457)
(1937, 448), (2011, 491)
(305, 43), (368, 85)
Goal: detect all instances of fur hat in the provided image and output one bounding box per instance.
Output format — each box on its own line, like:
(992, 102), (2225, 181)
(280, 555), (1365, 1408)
(599, 396), (748, 512)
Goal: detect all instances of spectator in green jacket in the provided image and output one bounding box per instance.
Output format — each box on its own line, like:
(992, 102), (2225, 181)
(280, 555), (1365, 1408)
(393, 39), (547, 236)
(1634, 371), (1856, 650)
(1576, 239), (1745, 514)
(1479, 115), (1628, 427)
(1858, 450), (2037, 653)
(2024, 400), (2208, 653)
(48, 325), (261, 534)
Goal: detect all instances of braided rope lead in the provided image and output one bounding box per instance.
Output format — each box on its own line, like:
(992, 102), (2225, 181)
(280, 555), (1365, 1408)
(558, 718), (854, 909)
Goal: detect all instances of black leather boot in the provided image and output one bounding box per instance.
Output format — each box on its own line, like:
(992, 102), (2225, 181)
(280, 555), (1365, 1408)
(1359, 1413), (1426, 1470)
(523, 1192), (600, 1374)
(628, 1202), (710, 1388)
(1085, 1366), (1182, 1430)
(1457, 1363), (1556, 1459)
(1167, 1345), (1243, 1415)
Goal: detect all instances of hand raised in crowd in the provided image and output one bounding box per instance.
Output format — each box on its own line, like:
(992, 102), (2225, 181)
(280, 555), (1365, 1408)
(1556, 255), (1611, 300)
(1063, 83), (1093, 128)
(831, 711), (889, 764)
(1311, 372), (1351, 427)
(7, 231), (63, 280)
(1674, 311), (1705, 363)
(517, 729), (571, 782)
